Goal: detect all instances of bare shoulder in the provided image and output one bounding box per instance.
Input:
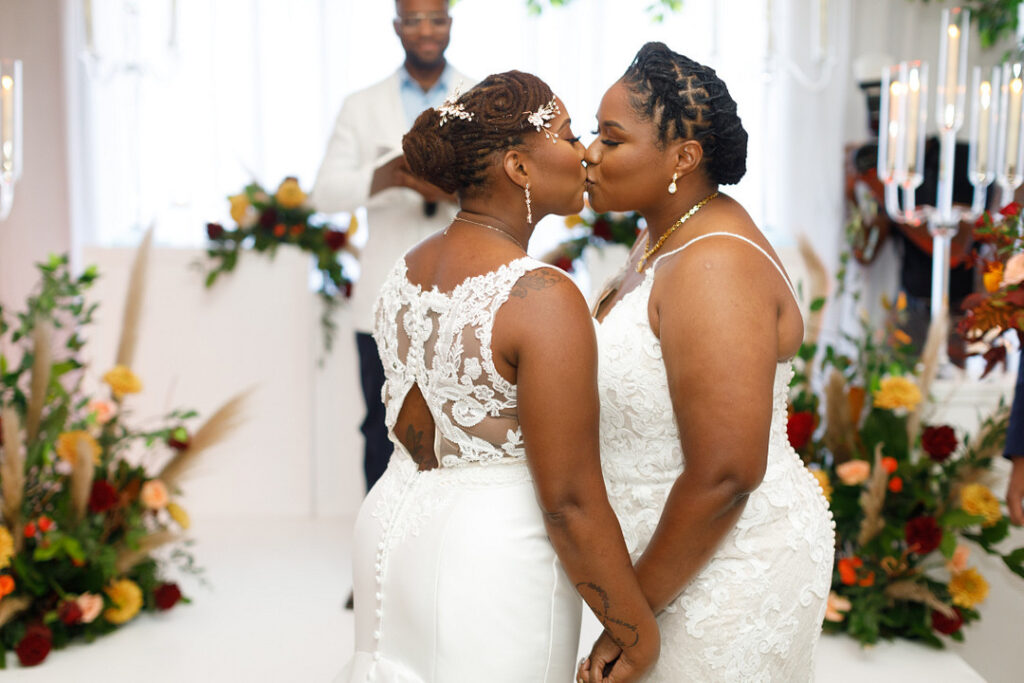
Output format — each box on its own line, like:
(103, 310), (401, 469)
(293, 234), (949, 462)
(508, 266), (574, 300)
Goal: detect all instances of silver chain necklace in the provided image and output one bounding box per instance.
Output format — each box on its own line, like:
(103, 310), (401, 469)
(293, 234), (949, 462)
(453, 216), (527, 251)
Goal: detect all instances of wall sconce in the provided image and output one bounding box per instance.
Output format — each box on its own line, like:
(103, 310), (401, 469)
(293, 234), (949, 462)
(0, 59), (23, 221)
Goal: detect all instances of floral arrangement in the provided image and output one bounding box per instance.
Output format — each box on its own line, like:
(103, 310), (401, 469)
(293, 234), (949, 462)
(546, 208), (642, 272)
(0, 252), (243, 667)
(959, 201), (1024, 371)
(789, 253), (1024, 647)
(202, 177), (357, 353)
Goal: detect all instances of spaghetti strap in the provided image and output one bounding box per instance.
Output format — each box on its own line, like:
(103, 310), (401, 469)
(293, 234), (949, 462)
(651, 231), (800, 304)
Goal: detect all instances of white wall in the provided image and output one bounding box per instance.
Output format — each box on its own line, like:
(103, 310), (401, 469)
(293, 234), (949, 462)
(0, 0), (71, 307)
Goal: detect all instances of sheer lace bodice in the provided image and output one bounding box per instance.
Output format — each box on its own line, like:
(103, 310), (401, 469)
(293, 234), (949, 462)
(373, 256), (553, 468)
(595, 233), (835, 682)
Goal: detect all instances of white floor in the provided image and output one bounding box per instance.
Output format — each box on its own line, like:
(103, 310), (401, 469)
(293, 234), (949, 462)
(1, 516), (997, 682)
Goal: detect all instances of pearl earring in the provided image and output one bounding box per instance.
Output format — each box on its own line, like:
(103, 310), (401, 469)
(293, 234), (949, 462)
(668, 172), (678, 195)
(525, 183), (533, 224)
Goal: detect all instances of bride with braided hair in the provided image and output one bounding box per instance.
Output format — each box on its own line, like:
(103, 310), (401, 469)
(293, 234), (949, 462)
(578, 43), (834, 682)
(337, 70), (659, 682)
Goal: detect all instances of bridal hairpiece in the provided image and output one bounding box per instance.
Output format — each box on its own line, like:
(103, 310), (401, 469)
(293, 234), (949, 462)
(437, 83), (474, 126)
(525, 97), (560, 142)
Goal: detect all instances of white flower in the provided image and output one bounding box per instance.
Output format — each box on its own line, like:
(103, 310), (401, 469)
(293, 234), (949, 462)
(463, 357), (482, 380)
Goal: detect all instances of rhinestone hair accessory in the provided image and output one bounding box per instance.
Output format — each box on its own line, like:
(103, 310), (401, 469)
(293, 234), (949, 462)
(525, 97), (560, 142)
(437, 83), (474, 127)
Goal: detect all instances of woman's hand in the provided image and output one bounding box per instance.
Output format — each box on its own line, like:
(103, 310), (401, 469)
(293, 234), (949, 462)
(578, 629), (656, 683)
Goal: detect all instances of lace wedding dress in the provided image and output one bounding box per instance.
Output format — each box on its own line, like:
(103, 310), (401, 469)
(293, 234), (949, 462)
(337, 256), (581, 682)
(596, 233), (835, 682)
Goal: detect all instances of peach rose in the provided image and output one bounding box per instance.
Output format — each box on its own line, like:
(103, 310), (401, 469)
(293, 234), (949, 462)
(835, 460), (871, 486)
(824, 591), (852, 622)
(75, 593), (103, 624)
(947, 544), (970, 573)
(1001, 252), (1024, 287)
(87, 399), (116, 426)
(140, 480), (169, 510)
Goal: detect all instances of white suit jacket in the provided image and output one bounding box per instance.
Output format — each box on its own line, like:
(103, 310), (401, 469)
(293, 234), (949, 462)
(311, 67), (473, 333)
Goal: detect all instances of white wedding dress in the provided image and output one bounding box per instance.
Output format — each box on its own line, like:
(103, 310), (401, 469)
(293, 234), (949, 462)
(337, 256), (581, 683)
(595, 233), (835, 682)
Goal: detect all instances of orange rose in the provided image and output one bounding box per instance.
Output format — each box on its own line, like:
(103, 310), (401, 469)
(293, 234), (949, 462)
(947, 545), (970, 573)
(1001, 252), (1024, 287)
(888, 476), (904, 493)
(824, 591), (852, 622)
(0, 574), (14, 597)
(140, 480), (169, 510)
(838, 557), (863, 585)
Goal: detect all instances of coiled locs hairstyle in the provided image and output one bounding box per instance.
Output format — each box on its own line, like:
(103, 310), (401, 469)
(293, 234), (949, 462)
(402, 71), (555, 196)
(621, 41), (747, 186)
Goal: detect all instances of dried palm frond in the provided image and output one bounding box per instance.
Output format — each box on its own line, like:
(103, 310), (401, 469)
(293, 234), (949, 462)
(857, 444), (888, 546)
(71, 438), (96, 522)
(115, 225), (154, 369)
(906, 310), (946, 446)
(0, 596), (31, 629)
(158, 390), (250, 489)
(822, 370), (855, 464)
(884, 579), (956, 618)
(25, 320), (53, 443)
(0, 407), (25, 550)
(797, 234), (830, 347)
(115, 530), (180, 574)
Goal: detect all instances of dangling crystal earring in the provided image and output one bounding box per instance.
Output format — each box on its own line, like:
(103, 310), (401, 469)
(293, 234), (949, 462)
(525, 183), (533, 224)
(668, 172), (678, 195)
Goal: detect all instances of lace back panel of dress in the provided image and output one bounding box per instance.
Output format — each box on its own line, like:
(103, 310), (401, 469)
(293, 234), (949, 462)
(374, 258), (545, 468)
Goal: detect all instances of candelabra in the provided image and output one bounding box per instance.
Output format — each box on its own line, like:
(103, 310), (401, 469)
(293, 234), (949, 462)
(0, 58), (22, 221)
(876, 7), (1013, 366)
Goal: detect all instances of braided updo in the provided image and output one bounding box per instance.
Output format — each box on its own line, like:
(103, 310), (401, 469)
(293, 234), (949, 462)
(622, 42), (747, 186)
(403, 71), (555, 195)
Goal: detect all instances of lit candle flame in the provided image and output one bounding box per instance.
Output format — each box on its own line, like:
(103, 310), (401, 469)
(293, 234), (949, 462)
(0, 76), (11, 91)
(948, 24), (960, 40)
(981, 81), (992, 109)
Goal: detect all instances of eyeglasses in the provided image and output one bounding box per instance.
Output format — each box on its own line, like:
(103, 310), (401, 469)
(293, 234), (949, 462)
(395, 13), (452, 30)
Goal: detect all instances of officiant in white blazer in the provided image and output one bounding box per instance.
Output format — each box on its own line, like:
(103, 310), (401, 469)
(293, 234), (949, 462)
(312, 0), (473, 500)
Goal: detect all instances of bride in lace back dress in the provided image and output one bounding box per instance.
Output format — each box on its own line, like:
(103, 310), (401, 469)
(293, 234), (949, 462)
(578, 44), (835, 683)
(337, 72), (660, 683)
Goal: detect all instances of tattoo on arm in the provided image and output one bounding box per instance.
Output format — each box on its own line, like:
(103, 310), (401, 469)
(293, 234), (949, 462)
(509, 269), (562, 299)
(576, 582), (640, 649)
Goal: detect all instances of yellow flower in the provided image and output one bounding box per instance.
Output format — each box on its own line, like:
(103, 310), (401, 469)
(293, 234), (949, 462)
(983, 262), (1004, 293)
(872, 375), (922, 412)
(56, 431), (101, 465)
(960, 483), (1002, 527)
(104, 579), (143, 624)
(0, 526), (14, 569)
(347, 214), (359, 237)
(811, 469), (832, 502)
(896, 291), (907, 311)
(893, 329), (913, 346)
(229, 193), (254, 227)
(949, 567), (989, 608)
(275, 177), (307, 209)
(166, 502), (191, 529)
(564, 214), (585, 228)
(103, 366), (142, 399)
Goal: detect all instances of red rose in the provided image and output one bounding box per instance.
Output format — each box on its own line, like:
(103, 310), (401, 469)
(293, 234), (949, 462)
(15, 624), (52, 667)
(905, 515), (942, 554)
(999, 201), (1021, 218)
(324, 230), (347, 252)
(922, 425), (957, 462)
(206, 222), (225, 240)
(881, 456), (898, 474)
(58, 600), (83, 626)
(23, 521), (36, 538)
(554, 256), (574, 272)
(37, 516), (54, 533)
(592, 218), (613, 241)
(786, 411), (815, 450)
(154, 582), (183, 611)
(931, 607), (964, 635)
(974, 211), (990, 228)
(89, 480), (118, 513)
(343, 282), (353, 298)
(888, 476), (903, 493)
(258, 208), (278, 230)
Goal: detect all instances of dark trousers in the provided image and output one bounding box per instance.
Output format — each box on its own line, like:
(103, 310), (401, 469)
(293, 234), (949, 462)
(356, 332), (393, 492)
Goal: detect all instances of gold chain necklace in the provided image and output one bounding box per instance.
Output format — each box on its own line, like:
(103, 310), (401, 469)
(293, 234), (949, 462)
(454, 216), (527, 251)
(635, 191), (719, 273)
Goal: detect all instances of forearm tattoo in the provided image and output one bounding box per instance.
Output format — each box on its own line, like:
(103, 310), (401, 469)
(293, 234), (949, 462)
(509, 269), (562, 299)
(576, 582), (640, 649)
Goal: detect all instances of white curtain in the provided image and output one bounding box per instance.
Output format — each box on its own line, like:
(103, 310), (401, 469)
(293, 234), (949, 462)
(66, 0), (842, 255)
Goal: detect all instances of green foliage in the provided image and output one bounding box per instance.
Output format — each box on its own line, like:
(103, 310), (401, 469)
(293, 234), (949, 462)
(915, 0), (1023, 49)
